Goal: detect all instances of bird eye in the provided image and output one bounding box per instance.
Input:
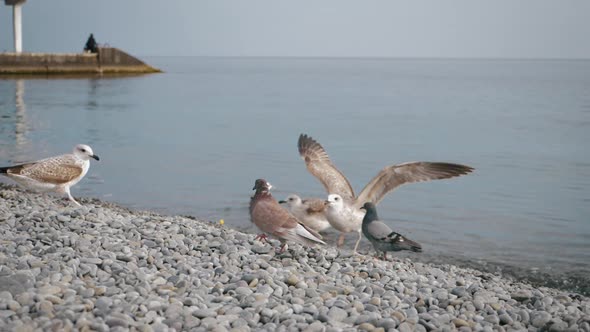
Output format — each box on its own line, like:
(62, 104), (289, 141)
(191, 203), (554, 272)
(335, 197), (339, 201)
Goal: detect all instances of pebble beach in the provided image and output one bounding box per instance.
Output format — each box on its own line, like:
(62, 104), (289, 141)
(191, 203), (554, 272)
(0, 184), (589, 332)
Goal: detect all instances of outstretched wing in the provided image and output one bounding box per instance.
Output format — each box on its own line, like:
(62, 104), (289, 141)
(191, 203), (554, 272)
(354, 162), (473, 208)
(298, 134), (354, 201)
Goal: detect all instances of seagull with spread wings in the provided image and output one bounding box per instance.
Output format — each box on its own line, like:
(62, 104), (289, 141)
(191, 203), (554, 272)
(1, 144), (99, 206)
(298, 134), (473, 253)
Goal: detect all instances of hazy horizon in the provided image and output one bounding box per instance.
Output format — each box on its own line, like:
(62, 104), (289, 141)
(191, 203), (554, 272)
(1, 1), (589, 59)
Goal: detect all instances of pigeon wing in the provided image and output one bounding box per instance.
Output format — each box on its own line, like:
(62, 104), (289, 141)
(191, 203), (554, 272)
(366, 220), (394, 242)
(250, 197), (288, 235)
(298, 134), (355, 201)
(354, 162), (474, 208)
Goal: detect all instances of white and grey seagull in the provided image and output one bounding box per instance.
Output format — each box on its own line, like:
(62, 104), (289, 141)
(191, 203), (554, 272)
(0, 144), (100, 206)
(298, 133), (474, 253)
(278, 194), (332, 232)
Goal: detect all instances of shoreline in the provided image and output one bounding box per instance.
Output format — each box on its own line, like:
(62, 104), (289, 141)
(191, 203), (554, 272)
(0, 184), (589, 331)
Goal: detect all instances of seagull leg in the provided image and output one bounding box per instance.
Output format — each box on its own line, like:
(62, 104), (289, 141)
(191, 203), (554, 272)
(337, 233), (345, 247)
(65, 188), (81, 207)
(352, 230), (362, 254)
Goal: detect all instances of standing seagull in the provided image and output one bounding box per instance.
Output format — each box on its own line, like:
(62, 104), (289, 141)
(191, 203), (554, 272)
(278, 194), (331, 232)
(361, 202), (422, 260)
(298, 133), (473, 252)
(249, 179), (325, 253)
(0, 144), (99, 206)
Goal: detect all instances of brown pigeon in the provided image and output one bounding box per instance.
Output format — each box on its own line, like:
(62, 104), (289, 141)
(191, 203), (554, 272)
(249, 179), (325, 252)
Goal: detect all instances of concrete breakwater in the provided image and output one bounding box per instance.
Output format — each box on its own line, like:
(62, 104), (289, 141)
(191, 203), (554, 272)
(0, 47), (160, 75)
(0, 184), (589, 331)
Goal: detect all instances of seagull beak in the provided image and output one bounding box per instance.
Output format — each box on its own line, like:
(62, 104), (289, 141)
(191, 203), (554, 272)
(278, 200), (286, 204)
(324, 200), (330, 206)
(92, 154), (100, 161)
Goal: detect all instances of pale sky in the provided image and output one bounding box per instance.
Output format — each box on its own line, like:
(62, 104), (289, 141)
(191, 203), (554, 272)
(1, 0), (589, 58)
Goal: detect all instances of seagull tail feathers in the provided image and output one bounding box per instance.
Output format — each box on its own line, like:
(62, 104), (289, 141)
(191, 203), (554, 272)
(292, 224), (326, 246)
(0, 164), (28, 175)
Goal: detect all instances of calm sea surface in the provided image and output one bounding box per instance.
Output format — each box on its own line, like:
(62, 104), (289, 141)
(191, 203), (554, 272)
(1, 57), (589, 289)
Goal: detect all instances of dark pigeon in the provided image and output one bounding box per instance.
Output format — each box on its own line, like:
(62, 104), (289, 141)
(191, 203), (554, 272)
(250, 179), (325, 252)
(361, 202), (422, 259)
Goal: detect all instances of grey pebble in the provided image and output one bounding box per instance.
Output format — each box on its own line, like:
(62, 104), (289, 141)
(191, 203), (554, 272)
(327, 306), (348, 321)
(531, 311), (552, 328)
(499, 313), (513, 325)
(451, 287), (467, 298)
(193, 308), (217, 319)
(398, 322), (414, 332)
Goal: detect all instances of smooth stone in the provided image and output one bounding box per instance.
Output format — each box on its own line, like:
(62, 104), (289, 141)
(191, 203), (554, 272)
(106, 316), (129, 328)
(453, 318), (470, 327)
(286, 275), (300, 286)
(39, 285), (62, 295)
(511, 290), (533, 302)
(375, 318), (397, 329)
(95, 297), (113, 311)
(451, 287), (467, 298)
(499, 313), (513, 325)
(38, 300), (53, 315)
(548, 320), (568, 331)
(193, 309), (217, 319)
(0, 291), (12, 301)
(15, 292), (35, 306)
(398, 322), (413, 332)
(0, 273), (34, 296)
(327, 306), (347, 322)
(484, 314), (499, 325)
(303, 321), (325, 332)
(473, 299), (484, 311)
(531, 311), (552, 328)
(57, 215), (71, 222)
(357, 323), (376, 331)
(251, 245), (271, 254)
